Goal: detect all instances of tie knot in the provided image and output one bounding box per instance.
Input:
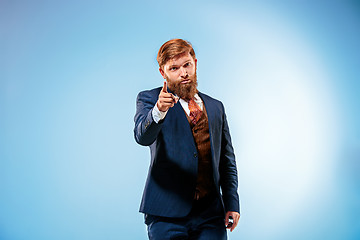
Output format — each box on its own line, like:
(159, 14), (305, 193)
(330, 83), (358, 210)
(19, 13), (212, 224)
(188, 98), (202, 125)
(189, 99), (200, 110)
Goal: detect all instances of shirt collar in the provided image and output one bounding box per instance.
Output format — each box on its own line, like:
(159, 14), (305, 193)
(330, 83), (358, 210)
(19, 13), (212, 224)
(174, 93), (201, 102)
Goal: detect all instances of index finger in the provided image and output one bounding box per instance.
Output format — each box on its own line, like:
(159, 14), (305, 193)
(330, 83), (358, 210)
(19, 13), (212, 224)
(162, 81), (168, 93)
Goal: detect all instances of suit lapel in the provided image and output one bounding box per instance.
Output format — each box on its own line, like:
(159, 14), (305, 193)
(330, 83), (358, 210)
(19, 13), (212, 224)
(170, 100), (197, 148)
(198, 92), (217, 168)
(172, 100), (189, 124)
(198, 92), (215, 134)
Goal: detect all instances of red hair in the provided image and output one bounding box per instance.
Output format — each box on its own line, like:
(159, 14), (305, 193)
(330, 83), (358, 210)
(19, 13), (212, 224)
(157, 39), (196, 69)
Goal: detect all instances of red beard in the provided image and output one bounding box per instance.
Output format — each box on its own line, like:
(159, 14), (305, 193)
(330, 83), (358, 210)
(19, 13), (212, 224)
(166, 72), (198, 101)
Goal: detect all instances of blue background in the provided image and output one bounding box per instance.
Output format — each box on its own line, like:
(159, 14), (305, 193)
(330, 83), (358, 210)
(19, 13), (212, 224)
(1, 0), (359, 239)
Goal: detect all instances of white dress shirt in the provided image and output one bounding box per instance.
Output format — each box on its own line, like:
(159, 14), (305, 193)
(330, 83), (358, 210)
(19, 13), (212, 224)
(152, 93), (203, 123)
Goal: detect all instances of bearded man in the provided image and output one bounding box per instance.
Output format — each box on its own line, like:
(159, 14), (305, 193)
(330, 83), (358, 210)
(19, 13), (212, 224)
(134, 39), (240, 240)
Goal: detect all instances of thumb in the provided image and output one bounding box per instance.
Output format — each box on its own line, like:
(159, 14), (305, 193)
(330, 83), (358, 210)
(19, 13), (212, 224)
(162, 81), (168, 93)
(224, 212), (230, 226)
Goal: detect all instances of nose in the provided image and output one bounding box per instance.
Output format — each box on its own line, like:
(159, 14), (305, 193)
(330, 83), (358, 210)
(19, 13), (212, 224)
(180, 67), (188, 78)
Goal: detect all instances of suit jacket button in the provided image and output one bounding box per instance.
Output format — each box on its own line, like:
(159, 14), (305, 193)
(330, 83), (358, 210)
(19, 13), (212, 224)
(194, 153), (197, 158)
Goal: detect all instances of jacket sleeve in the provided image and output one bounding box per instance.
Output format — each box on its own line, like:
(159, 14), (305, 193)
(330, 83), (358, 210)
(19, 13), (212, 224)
(219, 103), (240, 213)
(134, 90), (163, 146)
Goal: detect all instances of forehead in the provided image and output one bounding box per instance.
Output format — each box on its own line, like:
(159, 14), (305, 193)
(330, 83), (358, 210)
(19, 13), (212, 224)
(166, 52), (194, 67)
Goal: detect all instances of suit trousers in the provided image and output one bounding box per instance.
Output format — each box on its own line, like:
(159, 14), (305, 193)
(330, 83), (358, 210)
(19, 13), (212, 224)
(144, 196), (227, 240)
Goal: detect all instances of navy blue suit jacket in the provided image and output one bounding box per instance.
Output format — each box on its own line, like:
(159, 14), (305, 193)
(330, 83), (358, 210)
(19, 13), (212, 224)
(134, 87), (239, 218)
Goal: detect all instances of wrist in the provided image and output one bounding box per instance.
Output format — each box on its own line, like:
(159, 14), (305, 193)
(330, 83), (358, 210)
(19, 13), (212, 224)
(152, 103), (168, 123)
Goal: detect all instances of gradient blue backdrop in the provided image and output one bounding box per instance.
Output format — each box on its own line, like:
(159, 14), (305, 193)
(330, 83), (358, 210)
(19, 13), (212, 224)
(1, 1), (359, 239)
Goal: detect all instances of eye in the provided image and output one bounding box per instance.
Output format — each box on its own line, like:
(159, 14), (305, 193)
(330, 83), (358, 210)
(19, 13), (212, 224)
(170, 66), (178, 71)
(184, 62), (191, 67)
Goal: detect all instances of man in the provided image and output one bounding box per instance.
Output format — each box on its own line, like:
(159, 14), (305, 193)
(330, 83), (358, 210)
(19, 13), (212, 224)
(134, 39), (240, 239)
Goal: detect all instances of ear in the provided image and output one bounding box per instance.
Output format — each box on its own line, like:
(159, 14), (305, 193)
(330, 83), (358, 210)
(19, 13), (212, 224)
(159, 67), (166, 79)
(194, 58), (198, 68)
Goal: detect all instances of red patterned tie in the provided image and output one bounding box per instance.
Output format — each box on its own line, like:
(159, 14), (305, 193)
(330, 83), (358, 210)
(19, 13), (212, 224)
(188, 99), (202, 125)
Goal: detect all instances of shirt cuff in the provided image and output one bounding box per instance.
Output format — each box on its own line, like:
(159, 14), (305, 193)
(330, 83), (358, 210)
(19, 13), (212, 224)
(152, 103), (168, 123)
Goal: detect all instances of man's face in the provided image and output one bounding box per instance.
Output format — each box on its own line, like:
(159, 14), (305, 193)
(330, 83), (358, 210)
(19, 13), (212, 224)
(159, 52), (198, 101)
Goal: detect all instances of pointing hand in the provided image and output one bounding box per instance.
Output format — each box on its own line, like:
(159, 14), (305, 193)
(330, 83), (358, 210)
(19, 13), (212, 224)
(156, 81), (178, 112)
